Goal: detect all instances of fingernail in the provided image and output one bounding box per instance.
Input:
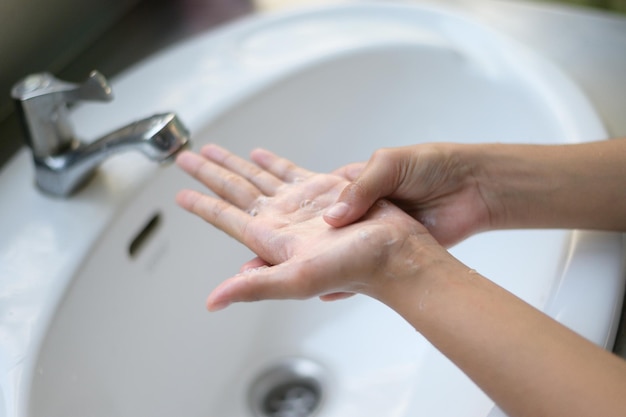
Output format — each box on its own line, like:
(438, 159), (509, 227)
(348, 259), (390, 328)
(325, 202), (349, 219)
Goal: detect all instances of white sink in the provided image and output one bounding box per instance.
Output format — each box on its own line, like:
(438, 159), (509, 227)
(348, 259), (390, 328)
(1, 3), (624, 417)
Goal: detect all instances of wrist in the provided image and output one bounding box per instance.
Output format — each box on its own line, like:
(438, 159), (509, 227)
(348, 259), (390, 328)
(469, 141), (626, 231)
(372, 230), (467, 326)
(464, 143), (560, 230)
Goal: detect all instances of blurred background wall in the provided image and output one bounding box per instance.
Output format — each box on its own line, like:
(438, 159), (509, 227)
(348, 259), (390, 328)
(0, 0), (140, 123)
(0, 0), (623, 167)
(548, 0), (625, 11)
(0, 0), (252, 166)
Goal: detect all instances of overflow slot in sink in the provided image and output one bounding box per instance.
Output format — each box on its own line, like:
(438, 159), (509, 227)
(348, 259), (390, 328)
(128, 212), (162, 258)
(248, 358), (328, 417)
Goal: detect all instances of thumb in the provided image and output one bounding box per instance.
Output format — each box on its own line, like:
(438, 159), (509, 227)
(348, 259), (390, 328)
(324, 150), (401, 227)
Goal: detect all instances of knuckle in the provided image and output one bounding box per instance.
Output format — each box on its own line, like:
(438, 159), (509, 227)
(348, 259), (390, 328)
(370, 147), (397, 165)
(218, 172), (247, 196)
(206, 198), (226, 222)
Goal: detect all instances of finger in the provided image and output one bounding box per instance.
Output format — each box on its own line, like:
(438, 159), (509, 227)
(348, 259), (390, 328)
(206, 260), (331, 311)
(250, 148), (313, 183)
(324, 149), (401, 228)
(206, 262), (294, 311)
(331, 162), (365, 181)
(200, 144), (283, 196)
(176, 150), (260, 209)
(176, 189), (250, 243)
(318, 292), (356, 302)
(239, 256), (271, 273)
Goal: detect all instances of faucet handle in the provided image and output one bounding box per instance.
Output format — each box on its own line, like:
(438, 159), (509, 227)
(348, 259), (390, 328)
(12, 70), (113, 158)
(65, 70), (113, 102)
(11, 70), (113, 103)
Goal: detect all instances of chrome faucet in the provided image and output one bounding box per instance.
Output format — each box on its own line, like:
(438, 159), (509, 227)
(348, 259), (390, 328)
(11, 70), (190, 196)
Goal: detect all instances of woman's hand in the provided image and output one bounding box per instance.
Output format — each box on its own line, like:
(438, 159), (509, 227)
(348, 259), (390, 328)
(324, 140), (626, 242)
(324, 144), (495, 247)
(175, 144), (445, 311)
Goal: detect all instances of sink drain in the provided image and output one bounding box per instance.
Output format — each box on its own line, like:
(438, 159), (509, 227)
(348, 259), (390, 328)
(248, 358), (327, 417)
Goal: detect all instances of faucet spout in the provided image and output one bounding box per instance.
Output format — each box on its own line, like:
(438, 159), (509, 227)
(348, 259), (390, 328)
(34, 113), (190, 196)
(82, 112), (189, 163)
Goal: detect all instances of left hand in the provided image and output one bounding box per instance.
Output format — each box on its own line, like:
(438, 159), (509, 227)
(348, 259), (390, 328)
(175, 144), (437, 311)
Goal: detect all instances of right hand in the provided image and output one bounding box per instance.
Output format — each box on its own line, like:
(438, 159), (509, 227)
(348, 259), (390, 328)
(324, 144), (495, 247)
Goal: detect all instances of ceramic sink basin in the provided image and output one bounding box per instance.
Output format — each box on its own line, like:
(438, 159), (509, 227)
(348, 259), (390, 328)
(1, 3), (624, 417)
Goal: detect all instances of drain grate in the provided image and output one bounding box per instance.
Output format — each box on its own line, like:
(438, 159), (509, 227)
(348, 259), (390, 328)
(262, 379), (320, 417)
(249, 358), (327, 417)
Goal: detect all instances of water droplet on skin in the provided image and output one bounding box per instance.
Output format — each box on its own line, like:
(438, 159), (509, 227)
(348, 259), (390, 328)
(418, 288), (431, 311)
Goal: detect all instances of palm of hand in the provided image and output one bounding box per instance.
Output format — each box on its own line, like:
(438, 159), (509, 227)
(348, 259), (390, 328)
(175, 145), (426, 310)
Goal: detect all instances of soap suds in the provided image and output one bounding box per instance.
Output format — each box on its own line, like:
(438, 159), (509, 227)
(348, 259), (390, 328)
(247, 196), (269, 217)
(239, 265), (269, 276)
(385, 271), (397, 279)
(420, 214), (437, 228)
(299, 199), (319, 212)
(405, 258), (420, 272)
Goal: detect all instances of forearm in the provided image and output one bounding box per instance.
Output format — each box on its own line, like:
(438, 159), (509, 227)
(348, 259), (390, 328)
(469, 139), (626, 231)
(378, 246), (626, 417)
